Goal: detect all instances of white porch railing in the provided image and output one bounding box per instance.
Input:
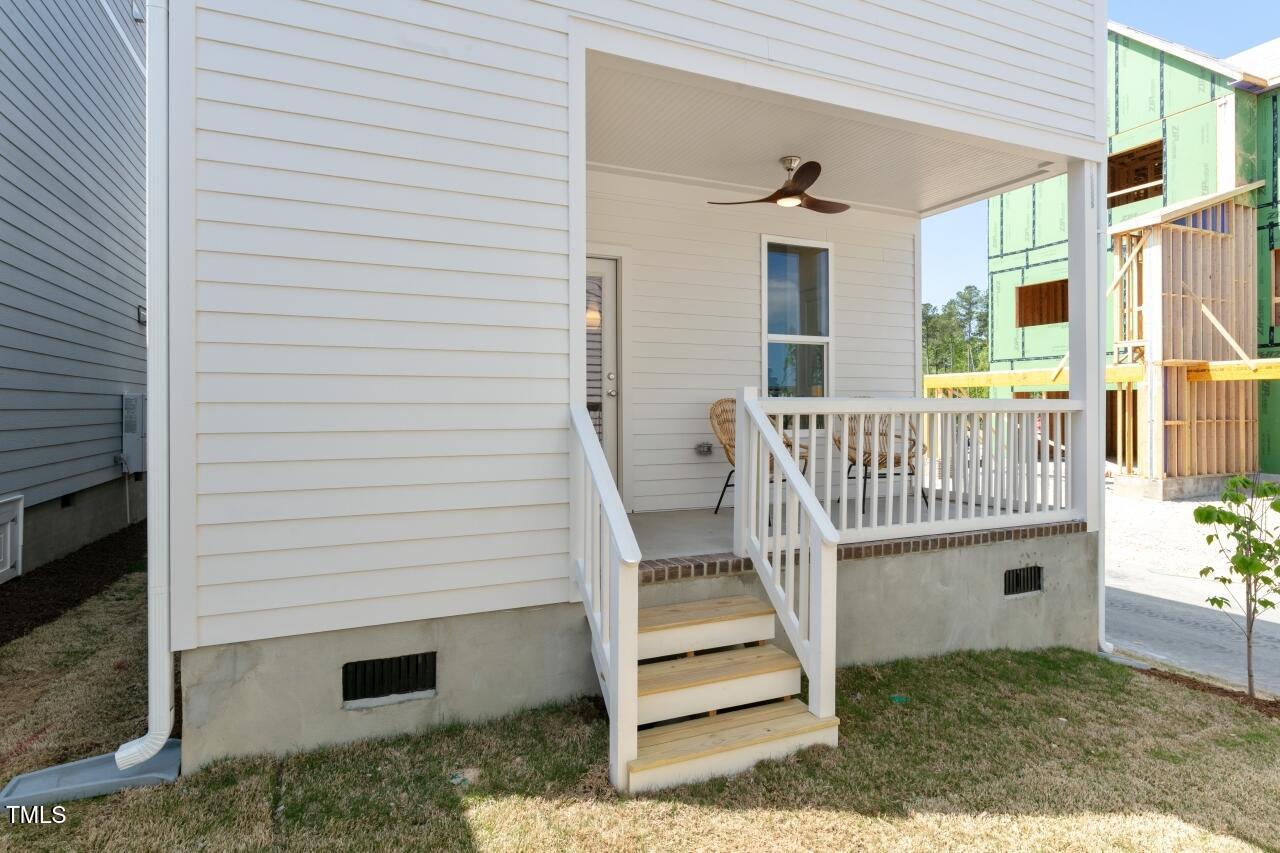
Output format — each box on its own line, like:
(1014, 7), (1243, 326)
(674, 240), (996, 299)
(734, 388), (839, 719)
(568, 406), (641, 790)
(747, 392), (1084, 544)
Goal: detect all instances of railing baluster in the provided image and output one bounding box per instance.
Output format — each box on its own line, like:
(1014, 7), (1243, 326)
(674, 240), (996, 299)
(999, 414), (1007, 514)
(978, 413), (986, 516)
(799, 519), (810, 635)
(824, 412), (833, 522)
(805, 410), (815, 490)
(854, 414), (865, 531)
(869, 418), (880, 528)
(940, 412), (951, 522)
(1065, 412), (1074, 513)
(897, 413), (909, 526)
(967, 412), (979, 519)
(913, 413), (923, 524)
(1039, 410), (1049, 512)
(932, 412), (941, 523)
(840, 413), (849, 535)
(1029, 409), (1039, 512)
(757, 427), (768, 553)
(785, 488), (797, 616)
(772, 457), (783, 570)
(1057, 411), (1067, 510)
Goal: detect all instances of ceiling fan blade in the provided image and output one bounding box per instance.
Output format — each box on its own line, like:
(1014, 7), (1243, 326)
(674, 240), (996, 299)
(708, 188), (786, 206)
(786, 161), (821, 192)
(800, 195), (850, 214)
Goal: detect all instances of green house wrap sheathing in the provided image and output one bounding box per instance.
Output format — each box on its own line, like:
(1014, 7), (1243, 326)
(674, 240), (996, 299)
(1257, 92), (1280, 471)
(988, 30), (1280, 472)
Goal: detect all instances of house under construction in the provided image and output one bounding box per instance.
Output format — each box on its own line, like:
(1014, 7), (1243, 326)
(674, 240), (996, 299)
(928, 23), (1280, 499)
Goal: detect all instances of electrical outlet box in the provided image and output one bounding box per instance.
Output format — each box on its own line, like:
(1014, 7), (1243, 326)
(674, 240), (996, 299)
(121, 394), (147, 473)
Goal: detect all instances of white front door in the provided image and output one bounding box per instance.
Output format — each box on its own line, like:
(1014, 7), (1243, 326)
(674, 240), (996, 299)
(586, 257), (620, 480)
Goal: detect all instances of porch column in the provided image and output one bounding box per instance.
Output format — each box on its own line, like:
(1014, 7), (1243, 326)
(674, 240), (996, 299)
(1066, 157), (1107, 650)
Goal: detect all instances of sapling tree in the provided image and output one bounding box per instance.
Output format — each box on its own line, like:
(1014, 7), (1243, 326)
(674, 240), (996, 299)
(1194, 476), (1280, 698)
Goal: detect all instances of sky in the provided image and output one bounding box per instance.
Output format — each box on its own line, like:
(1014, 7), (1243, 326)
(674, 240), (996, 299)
(920, 0), (1277, 307)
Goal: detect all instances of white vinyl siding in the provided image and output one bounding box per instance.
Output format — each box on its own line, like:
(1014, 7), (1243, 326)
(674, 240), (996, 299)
(543, 0), (1099, 142)
(186, 0), (571, 646)
(588, 171), (917, 512)
(174, 0), (1104, 647)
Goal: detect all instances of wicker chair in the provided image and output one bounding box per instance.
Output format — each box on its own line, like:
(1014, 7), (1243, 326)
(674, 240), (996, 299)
(709, 397), (808, 514)
(831, 415), (929, 513)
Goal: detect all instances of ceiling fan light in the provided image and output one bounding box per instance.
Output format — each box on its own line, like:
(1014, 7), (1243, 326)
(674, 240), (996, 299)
(776, 195), (802, 207)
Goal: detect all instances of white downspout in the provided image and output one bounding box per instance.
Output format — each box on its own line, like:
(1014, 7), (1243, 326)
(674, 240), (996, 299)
(116, 0), (172, 770)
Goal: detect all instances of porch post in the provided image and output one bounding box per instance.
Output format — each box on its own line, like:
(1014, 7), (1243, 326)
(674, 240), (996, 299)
(1067, 157), (1107, 650)
(733, 386), (756, 557)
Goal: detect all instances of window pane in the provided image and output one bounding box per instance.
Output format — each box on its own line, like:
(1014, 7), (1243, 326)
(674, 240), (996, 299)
(767, 243), (828, 336)
(768, 342), (825, 397)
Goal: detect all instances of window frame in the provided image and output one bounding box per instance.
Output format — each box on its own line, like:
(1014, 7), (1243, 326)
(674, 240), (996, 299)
(1107, 139), (1164, 209)
(1014, 277), (1069, 328)
(760, 234), (835, 398)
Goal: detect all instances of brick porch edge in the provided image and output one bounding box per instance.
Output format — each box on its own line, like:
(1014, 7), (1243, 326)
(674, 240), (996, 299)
(637, 521), (1088, 585)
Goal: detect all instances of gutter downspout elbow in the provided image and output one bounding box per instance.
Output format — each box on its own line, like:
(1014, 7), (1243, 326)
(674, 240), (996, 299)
(117, 0), (173, 772)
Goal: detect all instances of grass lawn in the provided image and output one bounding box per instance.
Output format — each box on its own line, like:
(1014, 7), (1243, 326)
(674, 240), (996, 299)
(4, 575), (1280, 851)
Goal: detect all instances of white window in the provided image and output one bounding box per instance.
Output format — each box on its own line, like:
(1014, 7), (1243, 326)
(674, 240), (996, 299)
(763, 237), (832, 397)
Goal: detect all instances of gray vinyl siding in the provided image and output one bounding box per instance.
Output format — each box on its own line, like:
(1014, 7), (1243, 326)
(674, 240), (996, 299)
(0, 0), (146, 506)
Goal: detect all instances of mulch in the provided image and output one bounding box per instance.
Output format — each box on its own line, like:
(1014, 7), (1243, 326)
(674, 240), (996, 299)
(0, 523), (146, 646)
(1142, 667), (1280, 721)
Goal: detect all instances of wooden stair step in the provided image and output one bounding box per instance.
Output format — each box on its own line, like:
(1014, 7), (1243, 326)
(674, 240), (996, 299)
(638, 595), (774, 633)
(638, 644), (798, 696)
(630, 699), (838, 773)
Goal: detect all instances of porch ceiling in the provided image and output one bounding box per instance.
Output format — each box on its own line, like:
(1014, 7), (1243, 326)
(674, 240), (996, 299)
(587, 53), (1065, 216)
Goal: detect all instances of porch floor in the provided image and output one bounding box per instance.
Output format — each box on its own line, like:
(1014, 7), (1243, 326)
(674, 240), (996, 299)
(629, 509), (734, 560)
(630, 492), (964, 560)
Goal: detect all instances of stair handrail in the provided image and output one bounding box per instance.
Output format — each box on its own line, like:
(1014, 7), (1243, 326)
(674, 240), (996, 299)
(568, 405), (640, 790)
(734, 387), (839, 720)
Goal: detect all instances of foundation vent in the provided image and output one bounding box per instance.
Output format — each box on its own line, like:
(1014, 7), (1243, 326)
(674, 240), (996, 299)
(1004, 566), (1043, 596)
(342, 652), (436, 703)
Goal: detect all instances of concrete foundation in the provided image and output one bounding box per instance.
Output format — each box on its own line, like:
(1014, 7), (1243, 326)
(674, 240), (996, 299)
(19, 475), (146, 572)
(179, 600), (597, 773)
(642, 530), (1099, 665)
(835, 530), (1098, 663)
(1110, 473), (1236, 501)
(180, 531), (1096, 770)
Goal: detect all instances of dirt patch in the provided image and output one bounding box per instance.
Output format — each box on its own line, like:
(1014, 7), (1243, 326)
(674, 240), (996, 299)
(0, 523), (145, 645)
(1142, 667), (1280, 721)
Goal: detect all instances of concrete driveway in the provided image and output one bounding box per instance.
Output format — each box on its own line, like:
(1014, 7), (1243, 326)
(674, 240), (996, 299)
(1105, 487), (1280, 695)
(1106, 587), (1280, 694)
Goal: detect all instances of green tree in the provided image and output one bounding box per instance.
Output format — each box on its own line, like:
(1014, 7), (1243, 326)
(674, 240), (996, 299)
(922, 283), (990, 396)
(1194, 476), (1280, 698)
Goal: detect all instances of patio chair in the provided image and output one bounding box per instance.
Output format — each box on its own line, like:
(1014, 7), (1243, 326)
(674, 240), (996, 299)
(709, 397), (808, 514)
(831, 414), (929, 514)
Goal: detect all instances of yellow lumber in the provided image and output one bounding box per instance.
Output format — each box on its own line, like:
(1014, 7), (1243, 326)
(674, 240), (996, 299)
(1186, 360), (1280, 382)
(923, 364), (1144, 390)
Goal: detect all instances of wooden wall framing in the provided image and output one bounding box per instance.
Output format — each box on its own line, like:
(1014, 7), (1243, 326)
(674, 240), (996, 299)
(1134, 201), (1258, 480)
(926, 195), (1260, 485)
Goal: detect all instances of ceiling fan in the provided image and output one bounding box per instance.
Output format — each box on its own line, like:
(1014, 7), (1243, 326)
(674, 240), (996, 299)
(708, 156), (849, 214)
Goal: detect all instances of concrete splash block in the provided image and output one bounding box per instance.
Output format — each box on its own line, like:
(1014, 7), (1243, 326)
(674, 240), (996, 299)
(0, 739), (180, 807)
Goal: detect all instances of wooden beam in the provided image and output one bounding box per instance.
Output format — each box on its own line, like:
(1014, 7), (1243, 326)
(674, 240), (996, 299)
(1107, 230), (1149, 295)
(1108, 180), (1266, 235)
(1186, 359), (1280, 382)
(922, 364), (1144, 390)
(1179, 281), (1256, 369)
(1050, 352), (1069, 382)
